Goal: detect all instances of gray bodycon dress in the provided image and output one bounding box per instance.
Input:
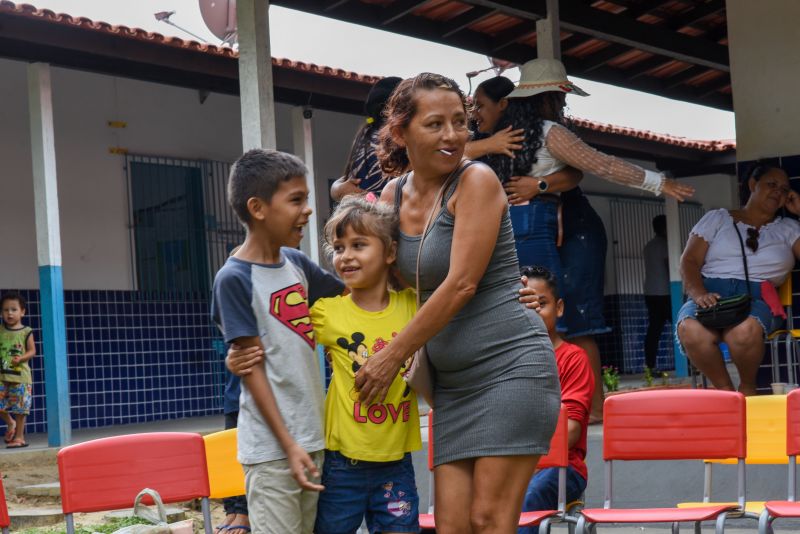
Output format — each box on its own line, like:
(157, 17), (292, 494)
(394, 163), (561, 466)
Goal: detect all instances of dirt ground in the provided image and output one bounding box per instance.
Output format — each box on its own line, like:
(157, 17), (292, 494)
(0, 453), (228, 531)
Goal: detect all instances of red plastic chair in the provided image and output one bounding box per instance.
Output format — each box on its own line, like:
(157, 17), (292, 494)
(57, 432), (212, 534)
(0, 474), (10, 534)
(575, 390), (747, 534)
(419, 405), (571, 532)
(759, 389), (800, 533)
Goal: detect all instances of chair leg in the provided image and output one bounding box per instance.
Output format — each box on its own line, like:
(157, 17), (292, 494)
(538, 517), (552, 534)
(575, 515), (588, 534)
(694, 521), (702, 534)
(715, 511), (729, 534)
(758, 509), (773, 534)
(66, 513), (75, 534)
(2, 527), (8, 534)
(201, 497), (213, 534)
(671, 521), (680, 533)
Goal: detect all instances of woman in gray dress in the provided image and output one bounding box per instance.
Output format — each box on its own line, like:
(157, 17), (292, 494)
(355, 73), (560, 534)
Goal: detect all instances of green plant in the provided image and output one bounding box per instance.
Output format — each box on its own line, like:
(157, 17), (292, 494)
(643, 366), (654, 387)
(16, 516), (153, 534)
(602, 365), (620, 392)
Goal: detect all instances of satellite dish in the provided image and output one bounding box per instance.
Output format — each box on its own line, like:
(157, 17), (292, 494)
(199, 0), (238, 45)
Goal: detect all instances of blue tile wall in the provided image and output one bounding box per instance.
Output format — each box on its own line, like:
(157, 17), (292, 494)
(2, 289), (226, 434)
(596, 294), (674, 374)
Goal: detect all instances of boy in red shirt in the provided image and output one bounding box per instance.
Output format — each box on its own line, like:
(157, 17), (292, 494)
(519, 266), (594, 532)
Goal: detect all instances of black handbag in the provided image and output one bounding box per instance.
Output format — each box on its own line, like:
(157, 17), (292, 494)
(695, 218), (752, 329)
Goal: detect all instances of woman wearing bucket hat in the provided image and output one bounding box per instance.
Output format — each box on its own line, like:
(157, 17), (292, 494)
(331, 76), (404, 200)
(478, 59), (694, 426)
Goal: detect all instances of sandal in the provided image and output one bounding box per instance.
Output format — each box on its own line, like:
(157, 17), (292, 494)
(4, 423), (16, 443)
(225, 527), (251, 534)
(7, 439), (28, 448)
(215, 513), (236, 534)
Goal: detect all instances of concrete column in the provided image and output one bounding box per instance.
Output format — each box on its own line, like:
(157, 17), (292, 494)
(28, 62), (71, 446)
(536, 0), (561, 60)
(728, 0), (800, 160)
(292, 106), (321, 265)
(237, 0), (276, 150)
(665, 196), (688, 377)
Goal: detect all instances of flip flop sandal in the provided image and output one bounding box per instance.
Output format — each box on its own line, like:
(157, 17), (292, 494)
(7, 440), (28, 448)
(225, 527), (251, 533)
(4, 425), (16, 443)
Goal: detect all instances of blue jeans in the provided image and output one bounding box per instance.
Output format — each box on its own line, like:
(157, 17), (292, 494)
(314, 451), (419, 534)
(518, 466), (587, 534)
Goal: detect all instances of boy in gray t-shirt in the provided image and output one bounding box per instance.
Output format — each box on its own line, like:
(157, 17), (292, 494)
(212, 149), (343, 534)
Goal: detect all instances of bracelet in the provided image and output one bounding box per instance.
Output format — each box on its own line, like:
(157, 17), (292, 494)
(641, 170), (665, 196)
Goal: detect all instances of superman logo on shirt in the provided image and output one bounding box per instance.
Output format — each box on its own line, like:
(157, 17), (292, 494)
(270, 283), (315, 348)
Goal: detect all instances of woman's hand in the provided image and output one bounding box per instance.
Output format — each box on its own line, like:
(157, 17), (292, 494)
(519, 275), (541, 311)
(505, 176), (540, 205)
(485, 126), (525, 157)
(226, 344), (264, 376)
(693, 292), (721, 309)
(661, 178), (695, 202)
(786, 190), (800, 216)
(354, 348), (405, 405)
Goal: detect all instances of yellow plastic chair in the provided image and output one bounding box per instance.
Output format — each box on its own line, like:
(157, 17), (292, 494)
(767, 278), (798, 386)
(678, 394), (788, 516)
(203, 428), (246, 499)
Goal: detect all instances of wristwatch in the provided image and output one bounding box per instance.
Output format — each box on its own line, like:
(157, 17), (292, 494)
(538, 179), (549, 193)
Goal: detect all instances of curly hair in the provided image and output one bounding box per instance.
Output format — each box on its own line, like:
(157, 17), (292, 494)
(485, 92), (568, 184)
(377, 73), (469, 175)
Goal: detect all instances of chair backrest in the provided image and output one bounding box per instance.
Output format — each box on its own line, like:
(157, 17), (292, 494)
(0, 475), (9, 529)
(203, 429), (246, 499)
(788, 390), (800, 457)
(58, 432), (210, 514)
(603, 390), (746, 461)
(711, 394), (787, 465)
(538, 405), (569, 469)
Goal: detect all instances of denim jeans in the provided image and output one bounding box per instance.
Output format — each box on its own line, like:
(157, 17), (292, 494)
(518, 466), (587, 534)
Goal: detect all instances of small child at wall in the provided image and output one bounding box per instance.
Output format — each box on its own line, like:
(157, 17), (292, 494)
(0, 291), (37, 448)
(518, 266), (594, 533)
(211, 149), (344, 534)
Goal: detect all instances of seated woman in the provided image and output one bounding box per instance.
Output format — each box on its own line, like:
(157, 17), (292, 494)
(678, 162), (800, 395)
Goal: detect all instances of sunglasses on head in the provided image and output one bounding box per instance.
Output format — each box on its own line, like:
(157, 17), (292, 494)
(746, 227), (759, 253)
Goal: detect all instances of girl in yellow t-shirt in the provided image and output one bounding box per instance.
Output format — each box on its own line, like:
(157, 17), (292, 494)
(311, 195), (421, 534)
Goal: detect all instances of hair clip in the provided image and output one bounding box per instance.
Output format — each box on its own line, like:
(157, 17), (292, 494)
(365, 192), (378, 203)
(366, 117), (375, 124)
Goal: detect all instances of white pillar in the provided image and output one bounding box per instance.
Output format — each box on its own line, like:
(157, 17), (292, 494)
(237, 0), (276, 150)
(665, 196), (688, 376)
(536, 0), (561, 60)
(292, 106), (321, 265)
(28, 62), (71, 446)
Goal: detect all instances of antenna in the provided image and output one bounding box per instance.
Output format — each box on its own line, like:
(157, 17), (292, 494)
(199, 0), (238, 46)
(153, 10), (209, 42)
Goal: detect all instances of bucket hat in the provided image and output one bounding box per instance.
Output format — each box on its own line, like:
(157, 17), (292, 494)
(507, 58), (589, 99)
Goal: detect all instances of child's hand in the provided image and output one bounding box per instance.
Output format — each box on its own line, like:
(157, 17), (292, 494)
(225, 344), (264, 376)
(10, 356), (21, 365)
(518, 275), (542, 312)
(286, 442), (324, 492)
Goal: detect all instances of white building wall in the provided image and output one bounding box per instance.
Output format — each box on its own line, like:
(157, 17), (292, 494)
(0, 58), (361, 290)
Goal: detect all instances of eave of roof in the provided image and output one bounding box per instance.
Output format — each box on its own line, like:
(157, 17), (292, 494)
(0, 1), (735, 164)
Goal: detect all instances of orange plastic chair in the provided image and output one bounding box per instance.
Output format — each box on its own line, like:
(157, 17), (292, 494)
(203, 428), (246, 499)
(575, 390), (747, 534)
(0, 474), (9, 534)
(419, 405), (571, 532)
(57, 433), (212, 534)
(767, 278), (798, 385)
(759, 389), (800, 532)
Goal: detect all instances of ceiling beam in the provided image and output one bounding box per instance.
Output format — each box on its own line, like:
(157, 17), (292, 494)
(459, 0), (730, 71)
(380, 0), (430, 26)
(489, 22), (535, 53)
(442, 6), (496, 38)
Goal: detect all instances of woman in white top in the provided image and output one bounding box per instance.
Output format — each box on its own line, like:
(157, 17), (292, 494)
(474, 60), (694, 423)
(678, 163), (800, 395)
